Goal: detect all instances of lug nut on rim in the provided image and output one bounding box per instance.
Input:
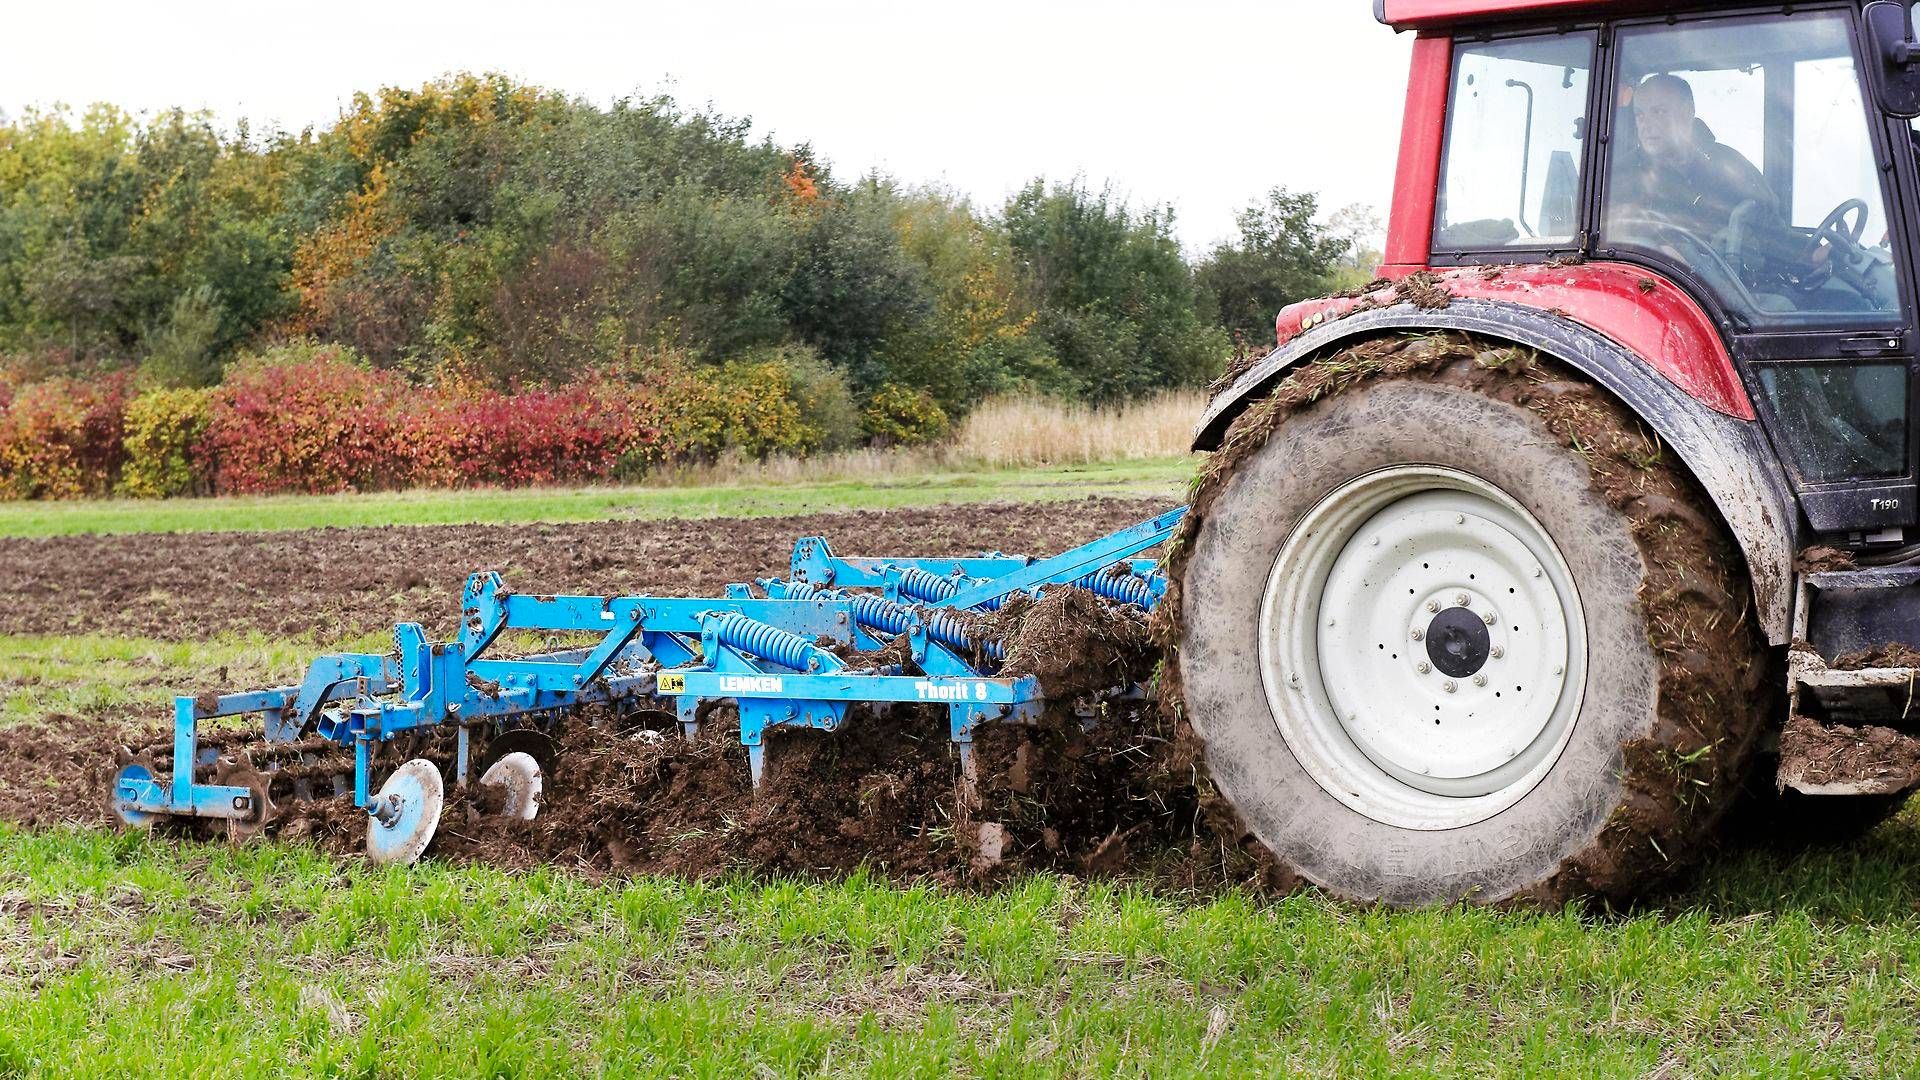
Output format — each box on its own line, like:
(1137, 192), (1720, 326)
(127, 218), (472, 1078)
(1490, 645), (1504, 659)
(1473, 674), (1487, 687)
(1425, 600), (1440, 613)
(1483, 610), (1498, 625)
(1410, 628), (1424, 641)
(1416, 661), (1431, 674)
(1454, 592), (1470, 607)
(1442, 681), (1457, 693)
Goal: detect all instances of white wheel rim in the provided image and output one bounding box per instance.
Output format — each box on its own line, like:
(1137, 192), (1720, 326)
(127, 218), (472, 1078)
(1258, 466), (1587, 830)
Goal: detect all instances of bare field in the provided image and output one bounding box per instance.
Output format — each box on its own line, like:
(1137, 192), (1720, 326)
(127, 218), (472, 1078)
(0, 497), (1199, 888)
(0, 497), (1171, 641)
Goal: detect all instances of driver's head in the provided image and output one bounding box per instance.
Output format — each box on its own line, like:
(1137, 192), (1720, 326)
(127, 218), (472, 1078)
(1634, 74), (1699, 167)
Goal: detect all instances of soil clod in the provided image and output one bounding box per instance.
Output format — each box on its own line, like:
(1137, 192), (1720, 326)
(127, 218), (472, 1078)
(1778, 715), (1920, 797)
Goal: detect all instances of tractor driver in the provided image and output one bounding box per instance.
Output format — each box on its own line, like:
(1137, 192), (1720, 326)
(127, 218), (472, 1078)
(1614, 73), (1776, 238)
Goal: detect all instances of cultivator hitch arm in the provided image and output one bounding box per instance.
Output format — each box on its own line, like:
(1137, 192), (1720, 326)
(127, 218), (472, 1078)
(110, 508), (1188, 861)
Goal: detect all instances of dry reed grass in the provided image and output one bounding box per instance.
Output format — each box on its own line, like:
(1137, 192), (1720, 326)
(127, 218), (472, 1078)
(645, 390), (1204, 487)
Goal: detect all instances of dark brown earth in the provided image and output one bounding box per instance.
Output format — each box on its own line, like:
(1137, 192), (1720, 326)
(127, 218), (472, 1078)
(1833, 642), (1920, 671)
(1797, 545), (1858, 573)
(0, 498), (1168, 642)
(1, 498), (1267, 891)
(1778, 715), (1920, 796)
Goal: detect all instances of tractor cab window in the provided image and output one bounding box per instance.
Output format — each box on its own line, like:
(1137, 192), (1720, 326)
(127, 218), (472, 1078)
(1435, 33), (1595, 251)
(1600, 12), (1902, 328)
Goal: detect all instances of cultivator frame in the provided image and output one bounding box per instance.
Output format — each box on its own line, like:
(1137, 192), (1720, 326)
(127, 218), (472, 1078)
(111, 508), (1187, 857)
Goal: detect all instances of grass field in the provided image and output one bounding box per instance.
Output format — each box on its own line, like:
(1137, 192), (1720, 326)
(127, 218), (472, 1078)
(0, 458), (1193, 539)
(3, 817), (1917, 1076)
(4, 474), (1919, 1075)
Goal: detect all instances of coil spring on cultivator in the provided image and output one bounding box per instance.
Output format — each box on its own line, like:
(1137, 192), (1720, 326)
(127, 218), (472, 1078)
(770, 579), (1005, 662)
(704, 610), (838, 672)
(107, 508), (1187, 865)
(890, 561), (1163, 611)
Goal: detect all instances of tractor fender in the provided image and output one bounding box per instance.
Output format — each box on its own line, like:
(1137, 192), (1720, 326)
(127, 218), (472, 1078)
(1193, 299), (1797, 644)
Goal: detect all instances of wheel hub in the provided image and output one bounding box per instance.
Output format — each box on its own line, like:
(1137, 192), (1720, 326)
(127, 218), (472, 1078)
(1425, 606), (1491, 678)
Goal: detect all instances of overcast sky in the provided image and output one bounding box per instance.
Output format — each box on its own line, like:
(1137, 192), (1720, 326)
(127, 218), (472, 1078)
(0, 1), (1413, 253)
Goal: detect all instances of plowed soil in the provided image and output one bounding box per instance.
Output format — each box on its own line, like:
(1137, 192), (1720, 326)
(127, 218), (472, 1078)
(0, 498), (1170, 641)
(1, 498), (1262, 890)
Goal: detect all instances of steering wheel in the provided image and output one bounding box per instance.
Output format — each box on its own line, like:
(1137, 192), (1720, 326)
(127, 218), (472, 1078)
(1797, 198), (1871, 292)
(1817, 198), (1870, 245)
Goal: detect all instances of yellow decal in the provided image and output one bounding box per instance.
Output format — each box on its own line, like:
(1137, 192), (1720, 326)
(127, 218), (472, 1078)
(658, 673), (687, 693)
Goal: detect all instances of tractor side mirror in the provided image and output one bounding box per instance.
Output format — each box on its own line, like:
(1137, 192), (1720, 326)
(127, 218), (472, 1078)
(1864, 0), (1920, 117)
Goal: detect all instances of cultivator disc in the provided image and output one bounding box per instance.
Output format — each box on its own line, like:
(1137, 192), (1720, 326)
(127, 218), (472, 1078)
(109, 748), (163, 829)
(479, 752), (543, 821)
(106, 508), (1186, 865)
(366, 759), (445, 866)
(215, 756), (277, 843)
(479, 729), (558, 778)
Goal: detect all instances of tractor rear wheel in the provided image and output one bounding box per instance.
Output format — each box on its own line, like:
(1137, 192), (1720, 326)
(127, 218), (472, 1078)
(1174, 338), (1766, 907)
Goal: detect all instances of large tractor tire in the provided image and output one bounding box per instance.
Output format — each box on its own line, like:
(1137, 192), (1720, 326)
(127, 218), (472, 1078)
(1168, 334), (1767, 907)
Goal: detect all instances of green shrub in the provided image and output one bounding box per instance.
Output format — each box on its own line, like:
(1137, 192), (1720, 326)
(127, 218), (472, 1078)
(651, 346), (855, 461)
(141, 285), (227, 388)
(862, 384), (950, 447)
(711, 359), (811, 459)
(646, 355), (728, 463)
(119, 387), (214, 497)
(752, 344), (859, 453)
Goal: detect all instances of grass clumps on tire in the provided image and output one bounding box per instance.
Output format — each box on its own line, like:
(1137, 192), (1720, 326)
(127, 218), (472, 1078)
(1156, 332), (1768, 908)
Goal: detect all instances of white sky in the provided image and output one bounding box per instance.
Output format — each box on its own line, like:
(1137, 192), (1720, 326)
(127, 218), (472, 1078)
(0, 1), (1412, 253)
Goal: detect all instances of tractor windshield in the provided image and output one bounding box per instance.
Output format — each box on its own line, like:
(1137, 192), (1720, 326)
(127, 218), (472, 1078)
(1599, 11), (1901, 329)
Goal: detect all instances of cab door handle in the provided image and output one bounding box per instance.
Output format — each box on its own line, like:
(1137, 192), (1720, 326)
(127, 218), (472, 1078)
(1837, 334), (1906, 356)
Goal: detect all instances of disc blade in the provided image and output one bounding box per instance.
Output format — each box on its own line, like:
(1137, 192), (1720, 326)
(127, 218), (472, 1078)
(478, 729), (558, 776)
(478, 751), (543, 821)
(221, 765), (277, 843)
(107, 755), (162, 829)
(366, 759), (445, 866)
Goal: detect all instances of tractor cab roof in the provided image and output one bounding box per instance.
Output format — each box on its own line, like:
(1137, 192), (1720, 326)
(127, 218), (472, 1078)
(1374, 0), (1849, 32)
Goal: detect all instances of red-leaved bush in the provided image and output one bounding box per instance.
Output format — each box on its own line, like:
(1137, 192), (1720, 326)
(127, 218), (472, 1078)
(0, 342), (855, 500)
(204, 344), (412, 494)
(402, 379), (666, 488)
(0, 373), (131, 499)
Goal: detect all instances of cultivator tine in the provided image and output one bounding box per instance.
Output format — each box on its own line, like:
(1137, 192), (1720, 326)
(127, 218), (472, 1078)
(111, 509), (1187, 857)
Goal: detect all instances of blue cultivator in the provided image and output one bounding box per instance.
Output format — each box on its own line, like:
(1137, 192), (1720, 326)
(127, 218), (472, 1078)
(109, 508), (1186, 863)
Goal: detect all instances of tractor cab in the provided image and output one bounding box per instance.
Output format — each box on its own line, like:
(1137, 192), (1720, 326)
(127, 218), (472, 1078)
(1383, 0), (1920, 537)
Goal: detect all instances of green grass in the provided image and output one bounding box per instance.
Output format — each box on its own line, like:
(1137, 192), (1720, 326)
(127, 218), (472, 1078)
(0, 458), (1194, 539)
(0, 631), (650, 728)
(2, 821), (1917, 1077)
(0, 633), (390, 725)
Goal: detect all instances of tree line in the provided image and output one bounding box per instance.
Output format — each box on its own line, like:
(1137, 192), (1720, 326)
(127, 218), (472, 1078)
(0, 73), (1376, 453)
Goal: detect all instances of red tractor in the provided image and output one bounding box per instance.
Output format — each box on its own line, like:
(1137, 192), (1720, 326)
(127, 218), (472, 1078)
(1178, 0), (1920, 906)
